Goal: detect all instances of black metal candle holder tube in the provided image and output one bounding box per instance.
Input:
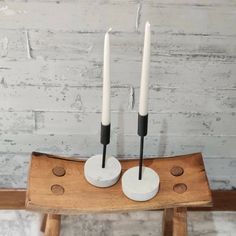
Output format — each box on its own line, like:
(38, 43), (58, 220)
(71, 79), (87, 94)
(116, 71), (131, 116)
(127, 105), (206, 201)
(138, 114), (148, 180)
(100, 123), (111, 168)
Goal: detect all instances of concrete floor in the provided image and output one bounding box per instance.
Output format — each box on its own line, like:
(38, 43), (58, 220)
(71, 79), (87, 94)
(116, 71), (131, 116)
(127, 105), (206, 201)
(0, 210), (235, 236)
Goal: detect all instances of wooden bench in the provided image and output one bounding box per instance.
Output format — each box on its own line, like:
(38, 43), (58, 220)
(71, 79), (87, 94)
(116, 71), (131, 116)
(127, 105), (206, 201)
(25, 152), (212, 236)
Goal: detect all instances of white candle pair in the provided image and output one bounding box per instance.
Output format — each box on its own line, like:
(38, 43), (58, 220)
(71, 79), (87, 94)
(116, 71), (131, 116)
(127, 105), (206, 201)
(102, 22), (151, 125)
(85, 22), (154, 192)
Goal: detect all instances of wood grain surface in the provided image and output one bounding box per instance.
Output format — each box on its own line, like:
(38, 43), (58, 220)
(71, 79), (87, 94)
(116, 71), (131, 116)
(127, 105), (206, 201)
(0, 189), (26, 209)
(163, 207), (187, 236)
(44, 214), (61, 236)
(25, 152), (212, 214)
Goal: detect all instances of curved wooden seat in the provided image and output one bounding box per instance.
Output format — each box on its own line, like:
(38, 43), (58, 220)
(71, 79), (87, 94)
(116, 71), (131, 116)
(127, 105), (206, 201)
(26, 152), (212, 215)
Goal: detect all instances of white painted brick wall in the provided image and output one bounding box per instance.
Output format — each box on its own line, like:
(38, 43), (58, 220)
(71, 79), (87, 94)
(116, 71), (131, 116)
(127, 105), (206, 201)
(0, 0), (236, 189)
(0, 0), (236, 235)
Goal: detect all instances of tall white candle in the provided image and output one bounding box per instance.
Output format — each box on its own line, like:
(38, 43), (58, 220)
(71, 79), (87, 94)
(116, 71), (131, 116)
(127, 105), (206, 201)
(101, 29), (111, 125)
(139, 22), (151, 116)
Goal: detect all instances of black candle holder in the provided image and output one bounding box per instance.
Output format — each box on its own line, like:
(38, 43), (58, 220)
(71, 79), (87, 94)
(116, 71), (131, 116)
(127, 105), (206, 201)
(137, 113), (148, 180)
(100, 123), (111, 168)
(84, 122), (121, 188)
(121, 113), (159, 201)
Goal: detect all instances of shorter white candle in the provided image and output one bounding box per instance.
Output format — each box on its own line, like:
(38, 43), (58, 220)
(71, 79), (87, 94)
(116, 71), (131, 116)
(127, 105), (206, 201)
(101, 29), (111, 125)
(139, 22), (151, 116)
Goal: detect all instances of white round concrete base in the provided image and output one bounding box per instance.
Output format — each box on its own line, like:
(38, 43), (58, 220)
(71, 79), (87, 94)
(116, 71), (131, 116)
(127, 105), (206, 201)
(122, 166), (160, 201)
(84, 154), (121, 188)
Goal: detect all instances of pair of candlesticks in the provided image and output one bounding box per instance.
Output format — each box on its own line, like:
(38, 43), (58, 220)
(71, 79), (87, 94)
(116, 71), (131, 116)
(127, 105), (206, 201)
(84, 114), (160, 202)
(84, 22), (160, 201)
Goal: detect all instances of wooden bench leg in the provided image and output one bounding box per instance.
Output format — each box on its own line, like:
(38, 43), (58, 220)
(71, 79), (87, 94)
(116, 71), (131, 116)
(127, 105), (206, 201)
(41, 214), (48, 233)
(44, 214), (61, 236)
(162, 207), (187, 236)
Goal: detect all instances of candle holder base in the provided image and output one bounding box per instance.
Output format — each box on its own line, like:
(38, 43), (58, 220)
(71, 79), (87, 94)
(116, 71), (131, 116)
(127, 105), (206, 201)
(122, 166), (160, 201)
(84, 154), (121, 188)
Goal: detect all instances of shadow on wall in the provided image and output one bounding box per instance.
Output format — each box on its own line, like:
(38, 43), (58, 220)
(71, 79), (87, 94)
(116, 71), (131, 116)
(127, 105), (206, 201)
(116, 105), (124, 158)
(115, 110), (169, 158)
(157, 119), (168, 157)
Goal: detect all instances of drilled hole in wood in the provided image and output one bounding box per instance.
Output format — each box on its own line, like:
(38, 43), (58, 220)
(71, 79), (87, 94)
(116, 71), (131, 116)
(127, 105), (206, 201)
(173, 183), (187, 194)
(52, 166), (66, 177)
(170, 166), (184, 176)
(51, 184), (65, 195)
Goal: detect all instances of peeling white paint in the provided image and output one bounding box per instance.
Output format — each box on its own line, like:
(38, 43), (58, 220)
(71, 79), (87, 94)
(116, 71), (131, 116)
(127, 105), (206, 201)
(25, 30), (32, 59)
(1, 77), (8, 88)
(0, 2), (137, 31)
(87, 45), (94, 53)
(0, 5), (16, 16)
(0, 36), (8, 57)
(128, 86), (135, 110)
(135, 3), (142, 31)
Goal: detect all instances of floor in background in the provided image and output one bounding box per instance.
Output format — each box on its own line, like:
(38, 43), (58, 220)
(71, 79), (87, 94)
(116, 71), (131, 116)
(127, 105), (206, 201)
(0, 210), (235, 236)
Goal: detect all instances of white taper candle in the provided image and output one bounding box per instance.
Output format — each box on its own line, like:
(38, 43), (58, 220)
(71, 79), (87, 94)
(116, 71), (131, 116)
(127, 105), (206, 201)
(101, 29), (111, 125)
(139, 22), (151, 116)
